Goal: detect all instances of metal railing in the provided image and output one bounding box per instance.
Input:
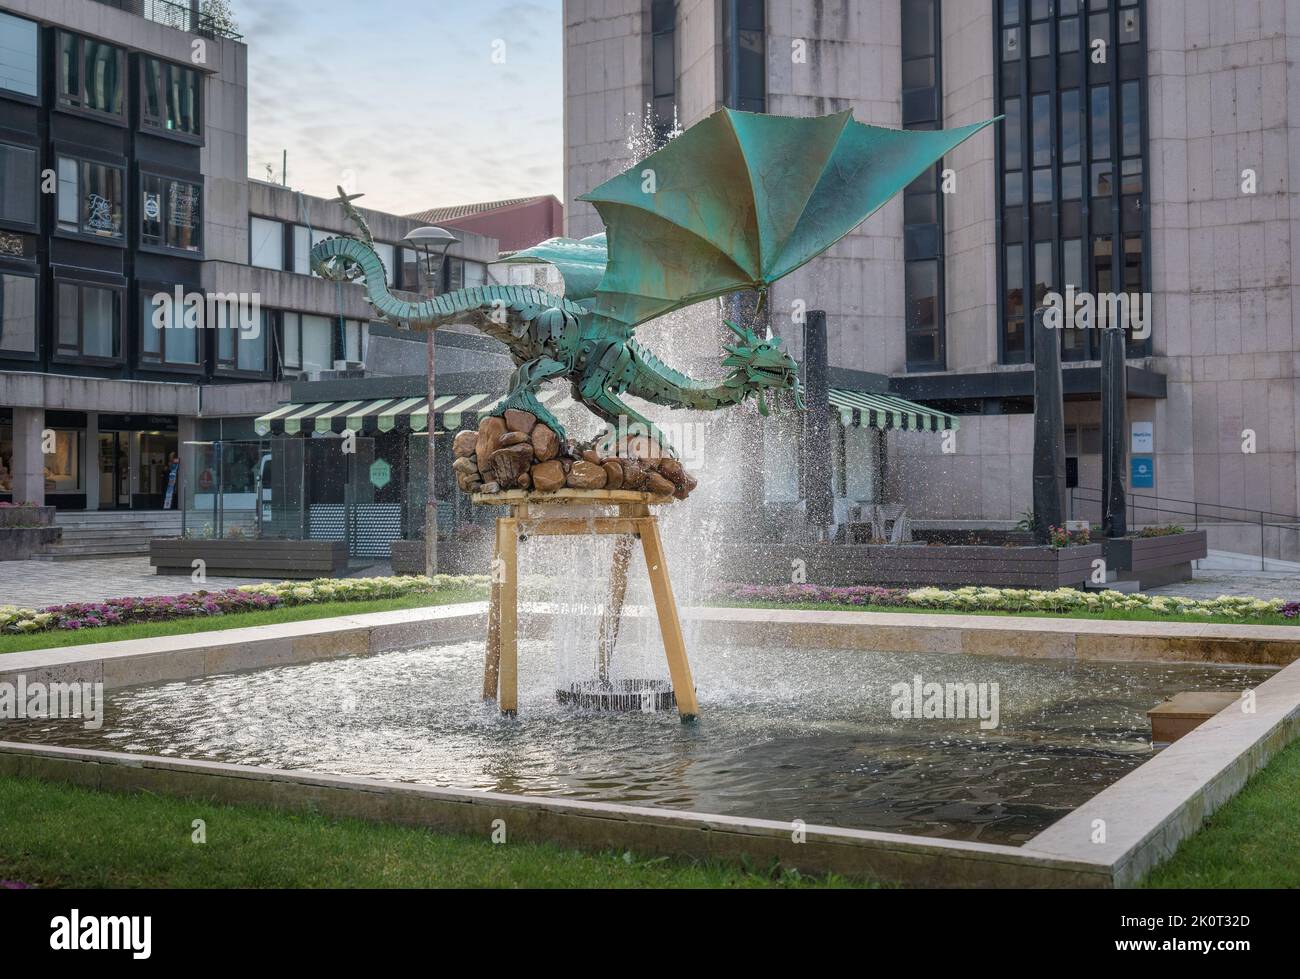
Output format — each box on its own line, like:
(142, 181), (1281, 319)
(92, 0), (244, 41)
(1068, 486), (1300, 571)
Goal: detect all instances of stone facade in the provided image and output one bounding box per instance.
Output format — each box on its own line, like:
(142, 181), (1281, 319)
(562, 0), (1300, 557)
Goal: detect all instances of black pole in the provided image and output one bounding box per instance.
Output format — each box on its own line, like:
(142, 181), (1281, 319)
(804, 310), (833, 540)
(1031, 306), (1066, 544)
(1100, 323), (1128, 538)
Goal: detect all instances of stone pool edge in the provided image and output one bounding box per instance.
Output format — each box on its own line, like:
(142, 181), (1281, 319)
(0, 740), (1108, 888)
(4, 602), (1300, 887)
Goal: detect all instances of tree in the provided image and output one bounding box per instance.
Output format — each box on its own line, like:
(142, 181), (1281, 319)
(200, 0), (240, 36)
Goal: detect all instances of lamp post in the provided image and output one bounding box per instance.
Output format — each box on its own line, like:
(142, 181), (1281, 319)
(403, 225), (460, 577)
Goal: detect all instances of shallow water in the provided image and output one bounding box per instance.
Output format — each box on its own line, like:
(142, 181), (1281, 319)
(1, 639), (1269, 845)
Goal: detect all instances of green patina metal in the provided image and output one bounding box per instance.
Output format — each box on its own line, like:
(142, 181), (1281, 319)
(311, 108), (994, 454)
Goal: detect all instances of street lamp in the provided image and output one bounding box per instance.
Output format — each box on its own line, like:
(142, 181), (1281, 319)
(403, 226), (460, 577)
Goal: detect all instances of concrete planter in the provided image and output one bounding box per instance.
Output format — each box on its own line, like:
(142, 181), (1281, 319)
(0, 505), (55, 528)
(1104, 530), (1208, 589)
(150, 538), (349, 579)
(727, 542), (1104, 589)
(0, 526), (61, 560)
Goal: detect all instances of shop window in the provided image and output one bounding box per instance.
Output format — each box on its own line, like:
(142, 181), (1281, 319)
(56, 157), (126, 240)
(141, 173), (202, 253)
(45, 430), (85, 495)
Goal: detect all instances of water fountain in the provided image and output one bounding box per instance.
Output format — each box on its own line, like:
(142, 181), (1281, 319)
(310, 106), (996, 719)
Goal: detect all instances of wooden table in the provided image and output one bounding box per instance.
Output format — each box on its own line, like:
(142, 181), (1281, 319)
(471, 488), (698, 720)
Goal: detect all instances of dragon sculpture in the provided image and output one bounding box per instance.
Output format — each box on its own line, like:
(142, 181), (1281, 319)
(310, 108), (993, 456)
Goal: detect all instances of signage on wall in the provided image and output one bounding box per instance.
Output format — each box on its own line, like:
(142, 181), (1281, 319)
(143, 191), (161, 222)
(169, 184), (197, 229)
(1131, 455), (1155, 489)
(86, 193), (115, 232)
(1131, 421), (1154, 454)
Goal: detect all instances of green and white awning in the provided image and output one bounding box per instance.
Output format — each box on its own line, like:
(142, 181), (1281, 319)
(828, 388), (958, 432)
(254, 388), (569, 436)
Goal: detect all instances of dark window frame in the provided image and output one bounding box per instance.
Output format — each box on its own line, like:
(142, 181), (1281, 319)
(650, 0), (677, 145)
(902, 0), (946, 372)
(55, 30), (127, 124)
(138, 168), (204, 257)
(0, 265), (39, 362)
(215, 306), (272, 379)
(0, 138), (39, 232)
(53, 275), (125, 366)
(139, 55), (204, 144)
(0, 10), (40, 106)
(137, 281), (205, 374)
(994, 0), (1150, 365)
(53, 151), (128, 246)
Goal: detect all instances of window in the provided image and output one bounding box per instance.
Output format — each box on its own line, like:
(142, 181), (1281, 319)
(902, 0), (944, 370)
(0, 272), (36, 354)
(281, 313), (333, 372)
(141, 57), (201, 137)
(141, 174), (202, 252)
(57, 32), (125, 118)
(56, 282), (120, 360)
(292, 225), (330, 275)
(463, 260), (487, 288)
(141, 290), (198, 366)
(373, 242), (396, 286)
(217, 307), (268, 373)
(724, 0), (764, 112)
(997, 0), (1149, 362)
(651, 0), (676, 143)
(56, 157), (126, 240)
(0, 12), (37, 99)
(343, 320), (367, 364)
(0, 142), (37, 227)
(250, 216), (284, 269)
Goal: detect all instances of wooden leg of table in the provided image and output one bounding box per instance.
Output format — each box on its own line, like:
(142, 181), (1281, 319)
(597, 533), (634, 682)
(497, 516), (519, 716)
(483, 527), (502, 701)
(638, 516), (698, 721)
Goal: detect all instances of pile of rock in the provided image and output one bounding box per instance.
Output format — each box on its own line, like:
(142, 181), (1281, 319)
(451, 409), (698, 500)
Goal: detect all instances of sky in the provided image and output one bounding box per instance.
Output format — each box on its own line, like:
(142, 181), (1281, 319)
(231, 0), (564, 215)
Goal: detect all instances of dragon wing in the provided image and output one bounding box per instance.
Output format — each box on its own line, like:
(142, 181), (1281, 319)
(576, 108), (997, 332)
(499, 232), (608, 302)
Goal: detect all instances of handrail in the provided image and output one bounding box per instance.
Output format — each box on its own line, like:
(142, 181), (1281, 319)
(1070, 486), (1300, 525)
(91, 0), (244, 42)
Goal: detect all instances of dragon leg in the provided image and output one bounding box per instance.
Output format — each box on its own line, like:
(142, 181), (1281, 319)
(583, 389), (680, 460)
(491, 357), (570, 439)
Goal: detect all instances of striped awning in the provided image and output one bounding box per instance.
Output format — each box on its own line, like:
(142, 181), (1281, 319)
(828, 388), (958, 432)
(254, 388), (569, 436)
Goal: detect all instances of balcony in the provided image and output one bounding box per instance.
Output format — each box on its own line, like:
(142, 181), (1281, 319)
(91, 0), (244, 42)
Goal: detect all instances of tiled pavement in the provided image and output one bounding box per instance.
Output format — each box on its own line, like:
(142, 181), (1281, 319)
(1143, 570), (1299, 602)
(0, 557), (393, 609)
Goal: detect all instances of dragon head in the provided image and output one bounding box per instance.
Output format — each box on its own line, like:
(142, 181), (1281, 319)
(721, 319), (804, 416)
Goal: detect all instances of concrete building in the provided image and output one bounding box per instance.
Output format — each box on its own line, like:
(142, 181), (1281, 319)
(562, 0), (1300, 562)
(0, 0), (501, 538)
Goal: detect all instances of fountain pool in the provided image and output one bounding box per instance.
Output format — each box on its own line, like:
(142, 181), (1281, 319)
(0, 638), (1269, 845)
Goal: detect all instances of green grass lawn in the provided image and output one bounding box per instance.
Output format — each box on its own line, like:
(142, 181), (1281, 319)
(717, 599), (1300, 628)
(0, 776), (861, 889)
(1141, 735), (1300, 888)
(0, 588), (487, 655)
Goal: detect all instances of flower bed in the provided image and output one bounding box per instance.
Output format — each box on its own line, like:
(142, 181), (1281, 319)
(716, 582), (1298, 622)
(0, 574), (489, 637)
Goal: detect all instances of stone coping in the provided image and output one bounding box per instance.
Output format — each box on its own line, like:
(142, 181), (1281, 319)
(0, 741), (1108, 888)
(1026, 653), (1300, 886)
